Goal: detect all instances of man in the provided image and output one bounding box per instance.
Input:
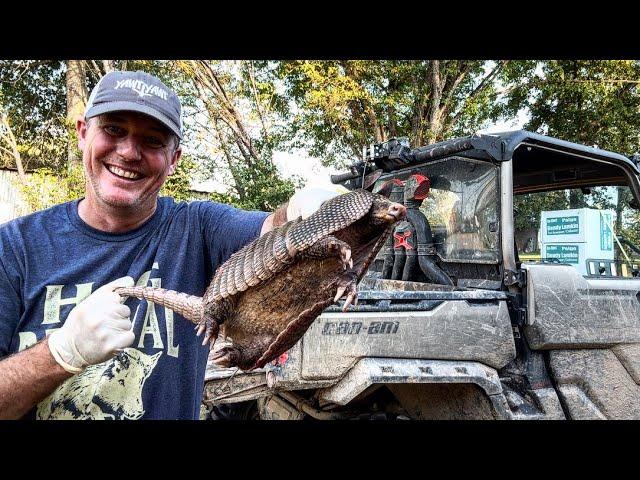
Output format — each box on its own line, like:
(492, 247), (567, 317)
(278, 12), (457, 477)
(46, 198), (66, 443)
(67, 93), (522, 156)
(0, 70), (339, 420)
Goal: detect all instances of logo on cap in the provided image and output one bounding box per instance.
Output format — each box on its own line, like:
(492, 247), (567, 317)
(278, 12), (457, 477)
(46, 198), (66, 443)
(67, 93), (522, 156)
(114, 79), (168, 101)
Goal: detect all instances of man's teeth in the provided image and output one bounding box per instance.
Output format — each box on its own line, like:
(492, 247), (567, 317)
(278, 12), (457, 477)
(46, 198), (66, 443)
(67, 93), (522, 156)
(107, 165), (142, 180)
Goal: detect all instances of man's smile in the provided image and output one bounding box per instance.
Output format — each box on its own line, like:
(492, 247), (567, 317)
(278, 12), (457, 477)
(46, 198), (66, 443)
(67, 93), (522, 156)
(104, 164), (145, 181)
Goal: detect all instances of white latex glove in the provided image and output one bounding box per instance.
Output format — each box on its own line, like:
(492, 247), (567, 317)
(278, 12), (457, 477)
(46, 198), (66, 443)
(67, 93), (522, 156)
(48, 276), (135, 374)
(286, 185), (350, 220)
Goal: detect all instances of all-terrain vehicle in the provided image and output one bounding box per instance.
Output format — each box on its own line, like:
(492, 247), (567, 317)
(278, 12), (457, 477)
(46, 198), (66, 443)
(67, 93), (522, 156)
(202, 131), (640, 420)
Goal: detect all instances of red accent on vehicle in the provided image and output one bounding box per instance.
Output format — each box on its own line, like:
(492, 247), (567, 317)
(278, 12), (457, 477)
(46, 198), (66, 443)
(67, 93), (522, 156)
(394, 231), (413, 250)
(271, 351), (289, 366)
(411, 174), (431, 200)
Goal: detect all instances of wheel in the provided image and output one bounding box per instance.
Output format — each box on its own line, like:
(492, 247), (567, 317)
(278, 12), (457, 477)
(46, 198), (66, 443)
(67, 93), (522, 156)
(208, 400), (259, 420)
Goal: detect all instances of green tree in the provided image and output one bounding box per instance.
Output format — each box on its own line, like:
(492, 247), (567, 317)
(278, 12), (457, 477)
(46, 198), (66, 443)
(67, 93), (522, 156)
(0, 60), (67, 171)
(514, 190), (568, 231)
(276, 60), (515, 167)
(177, 60), (300, 211)
(1, 60), (201, 212)
(504, 60), (640, 250)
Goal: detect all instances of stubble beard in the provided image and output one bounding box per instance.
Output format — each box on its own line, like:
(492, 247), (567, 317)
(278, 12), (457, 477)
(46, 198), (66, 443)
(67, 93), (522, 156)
(87, 167), (156, 212)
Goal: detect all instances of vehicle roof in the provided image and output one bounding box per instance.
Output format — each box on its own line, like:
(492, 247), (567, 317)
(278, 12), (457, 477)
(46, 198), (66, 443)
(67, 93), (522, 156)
(398, 130), (640, 195)
(337, 130), (640, 198)
(482, 130), (638, 173)
(482, 130), (640, 194)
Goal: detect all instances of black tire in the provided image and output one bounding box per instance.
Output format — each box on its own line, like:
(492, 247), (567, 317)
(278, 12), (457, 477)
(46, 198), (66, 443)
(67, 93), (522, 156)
(208, 400), (259, 420)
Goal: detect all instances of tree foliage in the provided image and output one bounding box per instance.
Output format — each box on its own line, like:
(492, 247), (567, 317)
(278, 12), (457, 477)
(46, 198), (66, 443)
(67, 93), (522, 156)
(276, 60), (511, 167)
(0, 60), (67, 170)
(159, 154), (200, 203)
(504, 61), (640, 152)
(504, 60), (640, 252)
(1, 60), (300, 212)
(176, 60), (300, 211)
(16, 164), (85, 212)
(5, 59), (640, 235)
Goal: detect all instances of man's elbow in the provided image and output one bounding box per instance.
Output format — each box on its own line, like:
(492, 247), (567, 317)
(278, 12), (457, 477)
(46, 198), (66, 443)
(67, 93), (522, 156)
(260, 213), (275, 236)
(261, 202), (289, 236)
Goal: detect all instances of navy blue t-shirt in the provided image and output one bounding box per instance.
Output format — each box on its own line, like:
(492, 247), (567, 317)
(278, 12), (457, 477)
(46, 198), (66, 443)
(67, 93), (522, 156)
(0, 197), (268, 419)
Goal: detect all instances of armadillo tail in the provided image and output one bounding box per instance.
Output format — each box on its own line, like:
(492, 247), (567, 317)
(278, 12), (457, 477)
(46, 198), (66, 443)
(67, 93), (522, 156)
(115, 286), (204, 325)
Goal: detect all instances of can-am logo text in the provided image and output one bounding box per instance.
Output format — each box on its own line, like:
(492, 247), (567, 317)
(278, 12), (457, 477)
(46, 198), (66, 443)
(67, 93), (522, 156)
(114, 79), (168, 100)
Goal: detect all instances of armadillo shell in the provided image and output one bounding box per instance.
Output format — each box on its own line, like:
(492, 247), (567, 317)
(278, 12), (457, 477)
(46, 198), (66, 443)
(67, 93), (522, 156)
(205, 189), (374, 303)
(287, 189), (373, 253)
(249, 231), (270, 284)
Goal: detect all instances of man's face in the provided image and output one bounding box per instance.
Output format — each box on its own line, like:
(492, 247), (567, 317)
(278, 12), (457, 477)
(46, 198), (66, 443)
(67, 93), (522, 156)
(77, 111), (182, 211)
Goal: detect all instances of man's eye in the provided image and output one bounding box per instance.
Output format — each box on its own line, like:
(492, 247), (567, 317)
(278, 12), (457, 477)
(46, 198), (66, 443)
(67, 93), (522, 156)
(145, 137), (166, 148)
(104, 125), (125, 136)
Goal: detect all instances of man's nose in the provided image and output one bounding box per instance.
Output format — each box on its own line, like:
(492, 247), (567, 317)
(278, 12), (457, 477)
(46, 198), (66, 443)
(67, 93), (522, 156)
(116, 136), (142, 161)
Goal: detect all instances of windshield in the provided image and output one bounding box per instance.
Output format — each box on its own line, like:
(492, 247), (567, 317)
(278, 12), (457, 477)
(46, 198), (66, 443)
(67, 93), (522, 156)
(375, 157), (500, 263)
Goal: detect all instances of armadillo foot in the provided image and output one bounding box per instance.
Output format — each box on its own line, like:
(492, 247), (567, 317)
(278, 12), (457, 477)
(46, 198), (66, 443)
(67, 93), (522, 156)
(210, 346), (241, 368)
(334, 272), (358, 310)
(304, 236), (353, 270)
(328, 239), (353, 270)
(195, 315), (220, 346)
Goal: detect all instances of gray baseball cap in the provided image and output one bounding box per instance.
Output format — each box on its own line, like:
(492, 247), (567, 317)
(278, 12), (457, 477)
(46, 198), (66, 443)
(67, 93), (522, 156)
(84, 70), (183, 139)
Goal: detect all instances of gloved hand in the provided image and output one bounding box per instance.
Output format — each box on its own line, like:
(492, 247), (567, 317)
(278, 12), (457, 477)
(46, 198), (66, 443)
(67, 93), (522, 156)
(48, 276), (136, 374)
(286, 185), (350, 220)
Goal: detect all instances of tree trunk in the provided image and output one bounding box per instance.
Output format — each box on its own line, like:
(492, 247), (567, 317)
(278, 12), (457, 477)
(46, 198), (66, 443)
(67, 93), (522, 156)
(66, 60), (88, 168)
(615, 186), (628, 234)
(568, 189), (587, 209)
(0, 112), (26, 181)
(102, 60), (116, 73)
(426, 60), (443, 144)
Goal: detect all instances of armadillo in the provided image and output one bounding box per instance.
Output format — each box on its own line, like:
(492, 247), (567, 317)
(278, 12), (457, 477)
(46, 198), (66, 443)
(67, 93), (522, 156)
(115, 189), (406, 371)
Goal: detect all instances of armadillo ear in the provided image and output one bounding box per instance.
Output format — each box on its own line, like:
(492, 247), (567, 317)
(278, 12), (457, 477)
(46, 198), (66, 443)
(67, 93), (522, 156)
(374, 179), (404, 198)
(362, 169), (383, 190)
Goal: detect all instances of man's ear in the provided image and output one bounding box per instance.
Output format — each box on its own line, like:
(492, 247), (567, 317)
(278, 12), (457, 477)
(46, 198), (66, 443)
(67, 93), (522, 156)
(168, 147), (182, 175)
(76, 117), (87, 151)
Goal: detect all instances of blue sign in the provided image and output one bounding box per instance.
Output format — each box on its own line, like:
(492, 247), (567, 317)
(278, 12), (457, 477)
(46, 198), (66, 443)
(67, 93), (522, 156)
(547, 216), (580, 235)
(545, 244), (579, 264)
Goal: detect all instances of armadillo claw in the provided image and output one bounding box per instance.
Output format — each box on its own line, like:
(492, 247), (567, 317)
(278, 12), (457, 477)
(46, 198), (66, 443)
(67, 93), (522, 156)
(334, 272), (358, 309)
(341, 247), (352, 271)
(210, 346), (240, 368)
(207, 323), (220, 346)
(196, 317), (219, 346)
(342, 292), (358, 311)
(327, 239), (352, 271)
(195, 323), (206, 337)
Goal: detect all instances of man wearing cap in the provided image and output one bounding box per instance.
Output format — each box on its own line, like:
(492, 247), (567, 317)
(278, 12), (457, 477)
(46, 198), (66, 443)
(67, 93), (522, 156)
(0, 71), (341, 419)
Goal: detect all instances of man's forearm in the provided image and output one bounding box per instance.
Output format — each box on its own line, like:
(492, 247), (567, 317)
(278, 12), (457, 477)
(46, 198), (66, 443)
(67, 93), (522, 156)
(260, 202), (289, 236)
(0, 338), (72, 419)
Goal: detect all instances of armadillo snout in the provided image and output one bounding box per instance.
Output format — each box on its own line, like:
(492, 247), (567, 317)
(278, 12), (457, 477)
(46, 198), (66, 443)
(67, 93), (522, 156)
(387, 203), (406, 221)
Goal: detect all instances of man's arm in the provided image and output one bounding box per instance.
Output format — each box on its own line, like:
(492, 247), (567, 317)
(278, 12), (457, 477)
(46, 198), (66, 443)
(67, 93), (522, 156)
(0, 339), (72, 419)
(260, 202), (288, 235)
(0, 276), (135, 419)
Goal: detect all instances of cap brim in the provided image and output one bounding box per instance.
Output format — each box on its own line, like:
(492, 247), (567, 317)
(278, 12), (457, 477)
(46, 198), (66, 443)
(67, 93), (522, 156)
(85, 101), (182, 139)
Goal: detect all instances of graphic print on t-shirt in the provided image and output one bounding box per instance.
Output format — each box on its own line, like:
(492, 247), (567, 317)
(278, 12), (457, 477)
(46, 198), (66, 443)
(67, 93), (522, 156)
(19, 263), (181, 419)
(36, 348), (161, 419)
